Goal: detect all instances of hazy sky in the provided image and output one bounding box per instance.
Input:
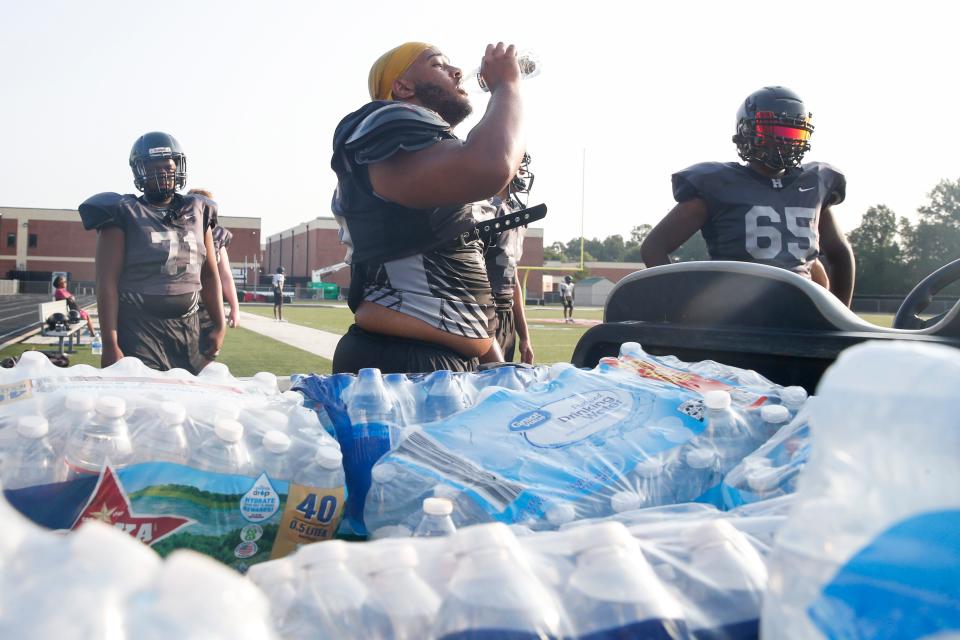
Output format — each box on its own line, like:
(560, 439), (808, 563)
(2, 1), (958, 248)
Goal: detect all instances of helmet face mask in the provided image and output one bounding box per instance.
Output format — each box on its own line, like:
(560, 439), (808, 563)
(129, 132), (187, 198)
(508, 153), (534, 209)
(733, 87), (814, 171)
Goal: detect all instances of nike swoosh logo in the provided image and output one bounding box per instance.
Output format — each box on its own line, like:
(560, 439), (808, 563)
(799, 186), (815, 192)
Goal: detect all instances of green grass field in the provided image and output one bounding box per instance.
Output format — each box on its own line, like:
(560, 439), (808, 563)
(1, 304), (896, 376)
(0, 326), (332, 377)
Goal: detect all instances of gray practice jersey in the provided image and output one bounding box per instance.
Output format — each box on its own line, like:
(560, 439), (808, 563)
(672, 161), (846, 276)
(211, 225), (233, 264)
(482, 198), (527, 311)
(79, 192), (217, 295)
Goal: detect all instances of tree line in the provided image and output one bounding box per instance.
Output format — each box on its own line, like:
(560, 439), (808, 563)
(545, 177), (960, 297)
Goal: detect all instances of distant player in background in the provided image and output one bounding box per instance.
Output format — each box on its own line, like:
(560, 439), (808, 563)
(79, 131), (225, 372)
(483, 153), (535, 363)
(559, 275), (575, 323)
(272, 266), (286, 321)
(641, 86), (855, 306)
(52, 276), (96, 337)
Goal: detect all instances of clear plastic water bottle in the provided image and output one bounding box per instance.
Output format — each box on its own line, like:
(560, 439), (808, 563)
(364, 461), (435, 536)
(703, 390), (755, 468)
(383, 373), (422, 427)
(259, 429), (293, 480)
(463, 50), (541, 93)
(192, 419), (252, 475)
(433, 483), (494, 528)
(365, 543), (441, 640)
(632, 456), (676, 508)
(610, 490), (643, 514)
(683, 520), (768, 635)
(422, 370), (468, 422)
(246, 556), (297, 629)
(63, 395), (134, 478)
(672, 444), (722, 502)
(91, 332), (102, 356)
(564, 522), (687, 638)
(758, 404), (791, 442)
(340, 368), (396, 534)
(413, 497), (457, 537)
(132, 401), (190, 465)
(287, 540), (391, 637)
(3, 416), (64, 489)
(435, 525), (567, 640)
(545, 500), (577, 527)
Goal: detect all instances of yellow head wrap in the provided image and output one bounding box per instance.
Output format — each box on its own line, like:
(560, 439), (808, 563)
(368, 42), (434, 101)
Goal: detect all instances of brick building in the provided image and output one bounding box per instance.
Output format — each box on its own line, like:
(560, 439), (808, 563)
(0, 206), (262, 284)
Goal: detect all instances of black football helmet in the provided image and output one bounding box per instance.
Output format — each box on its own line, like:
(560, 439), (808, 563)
(732, 87), (814, 171)
(508, 153), (534, 209)
(68, 309), (81, 323)
(129, 131), (187, 198)
(46, 312), (68, 332)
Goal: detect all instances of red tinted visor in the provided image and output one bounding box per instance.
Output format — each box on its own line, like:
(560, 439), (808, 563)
(754, 111), (813, 142)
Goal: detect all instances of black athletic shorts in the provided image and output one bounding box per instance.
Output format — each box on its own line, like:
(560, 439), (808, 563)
(273, 287), (283, 305)
(494, 307), (516, 363)
(198, 303), (217, 357)
(562, 295), (574, 310)
(117, 292), (206, 374)
(332, 324), (479, 375)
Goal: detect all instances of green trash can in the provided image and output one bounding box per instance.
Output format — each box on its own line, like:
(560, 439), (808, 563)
(320, 283), (340, 300)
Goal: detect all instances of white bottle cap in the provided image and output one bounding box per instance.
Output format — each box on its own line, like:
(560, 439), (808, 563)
(760, 404), (790, 425)
(214, 419), (244, 443)
(619, 342), (643, 357)
(453, 522), (516, 556)
(262, 430), (291, 454)
(260, 411), (289, 430)
(280, 390), (304, 406)
(366, 543), (418, 574)
(159, 401), (187, 426)
(686, 447), (718, 469)
(96, 395), (126, 418)
(246, 556), (295, 586)
(610, 491), (642, 513)
(371, 462), (397, 483)
(297, 539), (348, 569)
(65, 391), (95, 412)
(545, 502), (577, 525)
(703, 390), (732, 410)
(202, 362), (231, 378)
(583, 521), (636, 550)
(213, 401), (240, 422)
(17, 415), (49, 438)
(253, 371), (278, 391)
(315, 445), (342, 469)
(634, 458), (665, 478)
(422, 497), (453, 516)
(780, 386), (808, 408)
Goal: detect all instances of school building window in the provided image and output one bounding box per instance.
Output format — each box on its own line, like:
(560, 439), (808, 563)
(28, 234), (37, 248)
(6, 233), (14, 248)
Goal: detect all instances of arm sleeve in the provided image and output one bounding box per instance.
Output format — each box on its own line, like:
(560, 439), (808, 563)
(78, 192), (125, 231)
(343, 103), (451, 165)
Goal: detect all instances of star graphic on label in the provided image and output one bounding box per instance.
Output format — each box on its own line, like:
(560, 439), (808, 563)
(71, 465), (195, 546)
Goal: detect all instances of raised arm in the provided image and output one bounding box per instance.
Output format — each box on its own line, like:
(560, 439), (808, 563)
(368, 44), (524, 209)
(818, 206), (855, 306)
(641, 197), (709, 267)
(95, 227), (125, 367)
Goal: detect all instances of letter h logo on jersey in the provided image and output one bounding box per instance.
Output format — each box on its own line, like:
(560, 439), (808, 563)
(771, 178), (783, 189)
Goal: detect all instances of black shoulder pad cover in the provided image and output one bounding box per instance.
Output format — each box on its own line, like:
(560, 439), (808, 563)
(344, 102), (451, 165)
(78, 192), (125, 230)
(809, 161), (847, 207)
(213, 225), (233, 249)
(185, 193), (219, 231)
(671, 162), (729, 203)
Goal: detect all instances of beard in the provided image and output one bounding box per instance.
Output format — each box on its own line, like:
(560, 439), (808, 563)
(413, 82), (473, 127)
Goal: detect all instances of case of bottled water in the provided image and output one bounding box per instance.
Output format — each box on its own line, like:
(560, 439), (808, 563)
(763, 341), (960, 639)
(0, 353), (344, 572)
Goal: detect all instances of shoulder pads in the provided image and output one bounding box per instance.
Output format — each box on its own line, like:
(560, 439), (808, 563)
(184, 193), (218, 230)
(213, 225), (233, 249)
(671, 162), (732, 203)
(805, 161), (847, 206)
(78, 192), (127, 230)
(343, 102), (451, 165)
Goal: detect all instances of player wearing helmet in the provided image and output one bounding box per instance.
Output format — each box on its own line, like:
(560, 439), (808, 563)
(78, 132), (225, 372)
(482, 153), (535, 363)
(559, 275), (575, 323)
(330, 42), (525, 374)
(641, 87), (855, 306)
